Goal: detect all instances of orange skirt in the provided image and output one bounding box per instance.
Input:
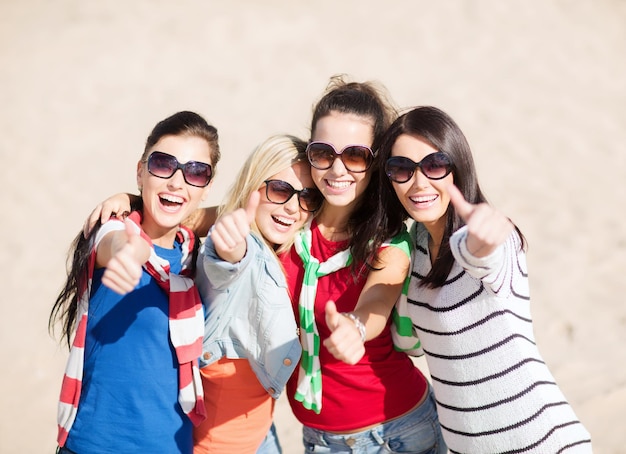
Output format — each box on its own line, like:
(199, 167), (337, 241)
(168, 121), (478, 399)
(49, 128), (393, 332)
(193, 358), (274, 454)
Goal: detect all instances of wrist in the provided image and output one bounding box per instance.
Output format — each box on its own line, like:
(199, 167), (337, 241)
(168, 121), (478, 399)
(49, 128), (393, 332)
(342, 312), (366, 343)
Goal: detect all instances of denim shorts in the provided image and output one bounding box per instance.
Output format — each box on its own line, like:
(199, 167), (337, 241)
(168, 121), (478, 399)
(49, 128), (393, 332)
(257, 422), (283, 454)
(302, 386), (446, 453)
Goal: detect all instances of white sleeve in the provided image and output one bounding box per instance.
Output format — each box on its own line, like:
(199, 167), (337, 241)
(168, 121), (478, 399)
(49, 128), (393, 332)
(450, 225), (527, 298)
(93, 219), (126, 248)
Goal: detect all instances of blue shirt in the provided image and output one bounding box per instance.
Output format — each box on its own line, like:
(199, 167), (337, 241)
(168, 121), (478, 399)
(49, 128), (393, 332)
(66, 243), (193, 454)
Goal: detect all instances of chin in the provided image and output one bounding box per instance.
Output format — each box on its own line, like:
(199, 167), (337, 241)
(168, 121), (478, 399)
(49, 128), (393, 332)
(267, 234), (289, 246)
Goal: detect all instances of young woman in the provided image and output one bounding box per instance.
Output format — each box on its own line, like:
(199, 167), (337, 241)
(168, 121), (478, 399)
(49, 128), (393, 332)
(279, 77), (446, 453)
(192, 135), (322, 454)
(355, 105), (592, 453)
(50, 111), (220, 453)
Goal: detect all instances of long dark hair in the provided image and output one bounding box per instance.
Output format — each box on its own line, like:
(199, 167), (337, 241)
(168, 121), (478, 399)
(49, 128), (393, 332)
(376, 106), (525, 287)
(49, 111), (217, 347)
(310, 75), (398, 273)
(49, 229), (95, 347)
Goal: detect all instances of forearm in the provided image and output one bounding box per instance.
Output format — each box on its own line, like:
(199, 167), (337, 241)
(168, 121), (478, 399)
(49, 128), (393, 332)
(352, 288), (400, 341)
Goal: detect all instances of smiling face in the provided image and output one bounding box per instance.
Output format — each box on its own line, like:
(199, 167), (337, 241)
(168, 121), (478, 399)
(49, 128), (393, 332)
(390, 133), (453, 240)
(137, 134), (213, 246)
(310, 111), (374, 213)
(255, 161), (315, 248)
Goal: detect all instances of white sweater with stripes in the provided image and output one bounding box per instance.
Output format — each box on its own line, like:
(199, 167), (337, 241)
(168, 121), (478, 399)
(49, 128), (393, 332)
(406, 223), (592, 453)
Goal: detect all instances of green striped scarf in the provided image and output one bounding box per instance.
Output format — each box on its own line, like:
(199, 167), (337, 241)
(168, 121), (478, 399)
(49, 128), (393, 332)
(389, 227), (423, 356)
(293, 221), (352, 413)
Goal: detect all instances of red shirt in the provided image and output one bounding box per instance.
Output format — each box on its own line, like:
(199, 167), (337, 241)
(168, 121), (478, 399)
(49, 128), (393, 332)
(279, 221), (428, 431)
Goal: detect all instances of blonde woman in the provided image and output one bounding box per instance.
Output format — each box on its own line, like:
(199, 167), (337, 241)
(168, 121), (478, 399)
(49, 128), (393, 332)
(193, 135), (322, 453)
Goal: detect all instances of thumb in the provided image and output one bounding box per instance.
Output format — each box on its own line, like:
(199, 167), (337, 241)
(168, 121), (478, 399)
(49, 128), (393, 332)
(447, 184), (474, 221)
(245, 191), (261, 224)
(124, 218), (151, 264)
(325, 301), (341, 332)
(124, 218), (139, 240)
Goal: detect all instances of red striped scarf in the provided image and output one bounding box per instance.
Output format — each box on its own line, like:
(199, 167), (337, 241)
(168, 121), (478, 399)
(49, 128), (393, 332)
(57, 212), (206, 446)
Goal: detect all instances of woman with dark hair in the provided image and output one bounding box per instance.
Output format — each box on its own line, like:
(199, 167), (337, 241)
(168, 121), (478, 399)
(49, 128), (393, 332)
(332, 106), (592, 453)
(50, 111), (219, 454)
(279, 77), (446, 453)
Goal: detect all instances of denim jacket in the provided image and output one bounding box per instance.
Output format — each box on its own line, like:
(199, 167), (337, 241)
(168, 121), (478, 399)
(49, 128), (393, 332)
(195, 230), (301, 399)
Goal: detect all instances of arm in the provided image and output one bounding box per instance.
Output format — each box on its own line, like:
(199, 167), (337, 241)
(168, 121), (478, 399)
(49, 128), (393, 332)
(96, 219), (151, 295)
(209, 192), (259, 263)
(448, 183), (513, 258)
(82, 192), (140, 237)
(195, 193), (260, 298)
(448, 183), (527, 296)
(83, 192), (218, 239)
(323, 244), (410, 365)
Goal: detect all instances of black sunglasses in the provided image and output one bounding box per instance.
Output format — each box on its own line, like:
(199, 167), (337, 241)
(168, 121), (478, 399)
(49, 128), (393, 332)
(264, 179), (323, 213)
(385, 152), (452, 183)
(146, 151), (213, 188)
(306, 141), (374, 173)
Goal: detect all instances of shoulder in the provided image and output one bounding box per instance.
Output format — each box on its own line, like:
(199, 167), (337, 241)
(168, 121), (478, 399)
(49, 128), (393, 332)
(382, 223), (412, 258)
(94, 218), (126, 245)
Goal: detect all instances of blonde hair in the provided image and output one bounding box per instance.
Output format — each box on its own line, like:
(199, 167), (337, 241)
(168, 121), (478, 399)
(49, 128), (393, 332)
(218, 134), (309, 255)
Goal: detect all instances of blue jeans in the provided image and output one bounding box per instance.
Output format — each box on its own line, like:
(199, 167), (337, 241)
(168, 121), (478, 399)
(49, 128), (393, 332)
(302, 387), (446, 453)
(258, 422), (283, 454)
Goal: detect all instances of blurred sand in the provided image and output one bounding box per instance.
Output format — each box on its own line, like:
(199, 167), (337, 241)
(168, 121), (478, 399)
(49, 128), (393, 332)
(1, 1), (625, 452)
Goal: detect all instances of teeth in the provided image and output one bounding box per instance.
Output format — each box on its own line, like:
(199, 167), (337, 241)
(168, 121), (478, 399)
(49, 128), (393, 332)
(273, 216), (295, 226)
(160, 194), (184, 204)
(327, 180), (351, 189)
(410, 195), (437, 203)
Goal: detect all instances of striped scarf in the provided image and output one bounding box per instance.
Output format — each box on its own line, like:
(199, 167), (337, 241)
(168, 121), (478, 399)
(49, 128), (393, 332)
(293, 221), (352, 413)
(57, 212), (206, 446)
(387, 229), (424, 356)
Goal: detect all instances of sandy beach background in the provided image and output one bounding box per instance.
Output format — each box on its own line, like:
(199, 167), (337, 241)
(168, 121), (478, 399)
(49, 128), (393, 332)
(1, 1), (625, 452)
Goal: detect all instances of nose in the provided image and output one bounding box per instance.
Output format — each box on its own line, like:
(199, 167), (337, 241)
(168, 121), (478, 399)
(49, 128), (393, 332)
(167, 168), (186, 188)
(412, 168), (430, 188)
(283, 193), (300, 214)
(329, 154), (348, 175)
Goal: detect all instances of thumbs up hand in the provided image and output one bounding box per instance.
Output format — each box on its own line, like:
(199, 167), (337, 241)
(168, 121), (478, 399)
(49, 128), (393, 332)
(448, 184), (514, 257)
(211, 191), (260, 263)
(323, 301), (366, 365)
(102, 218), (151, 294)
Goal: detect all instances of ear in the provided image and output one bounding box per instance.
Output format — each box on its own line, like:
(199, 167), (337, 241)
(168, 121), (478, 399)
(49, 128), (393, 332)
(200, 178), (214, 202)
(136, 160), (144, 191)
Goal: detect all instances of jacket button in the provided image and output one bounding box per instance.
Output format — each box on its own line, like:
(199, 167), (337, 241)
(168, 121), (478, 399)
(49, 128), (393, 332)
(283, 358), (292, 366)
(203, 352), (212, 360)
(268, 387), (276, 395)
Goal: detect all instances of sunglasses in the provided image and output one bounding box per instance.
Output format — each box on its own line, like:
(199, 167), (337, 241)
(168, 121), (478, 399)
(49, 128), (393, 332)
(146, 151), (213, 188)
(385, 152), (452, 183)
(306, 141), (374, 173)
(264, 179), (323, 213)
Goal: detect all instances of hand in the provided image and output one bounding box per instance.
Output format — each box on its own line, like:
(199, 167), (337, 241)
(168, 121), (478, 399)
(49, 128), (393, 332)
(323, 301), (366, 365)
(448, 184), (514, 257)
(83, 193), (133, 238)
(101, 219), (150, 294)
(211, 191), (260, 263)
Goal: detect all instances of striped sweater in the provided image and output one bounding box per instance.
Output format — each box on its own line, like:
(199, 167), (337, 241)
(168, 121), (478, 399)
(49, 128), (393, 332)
(406, 222), (592, 453)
